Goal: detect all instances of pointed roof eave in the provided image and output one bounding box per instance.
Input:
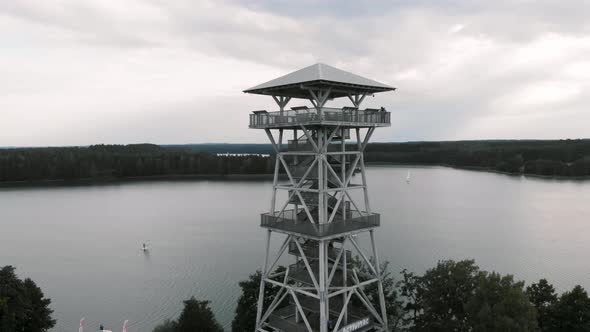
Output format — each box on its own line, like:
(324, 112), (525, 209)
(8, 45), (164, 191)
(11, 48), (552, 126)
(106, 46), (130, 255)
(243, 63), (395, 98)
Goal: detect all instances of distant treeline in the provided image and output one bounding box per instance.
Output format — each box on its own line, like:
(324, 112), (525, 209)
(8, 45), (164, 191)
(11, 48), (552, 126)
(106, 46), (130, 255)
(174, 140), (590, 177)
(365, 139), (590, 177)
(164, 144), (273, 155)
(0, 144), (273, 183)
(2, 140), (590, 183)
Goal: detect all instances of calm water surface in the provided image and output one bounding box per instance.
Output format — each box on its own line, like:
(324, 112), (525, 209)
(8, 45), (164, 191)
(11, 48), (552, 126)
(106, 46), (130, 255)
(1, 166), (589, 331)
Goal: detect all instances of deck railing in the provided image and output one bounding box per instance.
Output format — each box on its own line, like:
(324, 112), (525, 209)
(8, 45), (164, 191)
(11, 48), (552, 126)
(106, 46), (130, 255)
(250, 107), (390, 128)
(260, 209), (380, 238)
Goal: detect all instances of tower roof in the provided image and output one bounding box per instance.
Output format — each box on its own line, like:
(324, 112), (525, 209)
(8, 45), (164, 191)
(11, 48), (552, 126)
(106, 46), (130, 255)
(244, 63), (395, 99)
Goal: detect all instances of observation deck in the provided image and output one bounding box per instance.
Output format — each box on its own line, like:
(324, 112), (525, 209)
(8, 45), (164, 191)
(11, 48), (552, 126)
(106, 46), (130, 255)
(249, 107), (390, 129)
(260, 209), (380, 240)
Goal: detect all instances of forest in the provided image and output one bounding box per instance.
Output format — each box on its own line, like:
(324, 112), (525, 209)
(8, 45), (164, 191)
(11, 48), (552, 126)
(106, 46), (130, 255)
(365, 139), (590, 177)
(2, 139), (590, 184)
(5, 259), (588, 332)
(0, 144), (273, 183)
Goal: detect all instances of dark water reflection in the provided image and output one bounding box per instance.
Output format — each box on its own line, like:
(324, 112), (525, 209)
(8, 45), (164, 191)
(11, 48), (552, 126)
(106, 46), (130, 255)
(0, 166), (589, 331)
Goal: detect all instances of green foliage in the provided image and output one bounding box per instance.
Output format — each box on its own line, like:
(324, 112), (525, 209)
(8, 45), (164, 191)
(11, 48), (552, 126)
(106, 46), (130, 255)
(365, 139), (590, 177)
(176, 298), (223, 332)
(231, 270), (263, 332)
(403, 260), (479, 331)
(0, 296), (6, 312)
(5, 140), (590, 182)
(231, 267), (286, 332)
(223, 259), (590, 332)
(6, 139), (590, 183)
(351, 258), (403, 330)
(527, 279), (557, 331)
(0, 144), (273, 183)
(0, 266), (55, 332)
(165, 144), (273, 155)
(525, 280), (590, 331)
(544, 285), (590, 331)
(369, 261), (404, 330)
(152, 297), (223, 332)
(398, 269), (421, 328)
(398, 263), (590, 331)
(465, 272), (537, 331)
(152, 319), (176, 332)
(399, 260), (537, 331)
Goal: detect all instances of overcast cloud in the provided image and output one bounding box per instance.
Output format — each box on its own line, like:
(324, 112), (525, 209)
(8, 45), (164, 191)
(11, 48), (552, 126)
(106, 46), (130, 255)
(1, 0), (589, 146)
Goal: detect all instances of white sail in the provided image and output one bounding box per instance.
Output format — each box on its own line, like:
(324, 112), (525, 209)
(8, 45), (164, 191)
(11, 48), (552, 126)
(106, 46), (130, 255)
(122, 320), (129, 332)
(406, 170), (411, 182)
(79, 318), (84, 332)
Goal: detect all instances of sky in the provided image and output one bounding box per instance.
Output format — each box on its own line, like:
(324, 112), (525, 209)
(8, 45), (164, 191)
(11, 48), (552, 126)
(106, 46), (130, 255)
(1, 0), (590, 146)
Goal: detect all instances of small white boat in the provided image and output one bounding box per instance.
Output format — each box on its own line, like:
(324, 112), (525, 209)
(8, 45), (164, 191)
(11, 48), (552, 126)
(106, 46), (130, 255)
(87, 319), (127, 332)
(406, 170), (411, 183)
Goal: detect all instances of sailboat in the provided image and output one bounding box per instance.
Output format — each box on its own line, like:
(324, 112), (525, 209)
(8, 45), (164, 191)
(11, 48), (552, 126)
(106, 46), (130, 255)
(406, 170), (411, 183)
(141, 242), (149, 252)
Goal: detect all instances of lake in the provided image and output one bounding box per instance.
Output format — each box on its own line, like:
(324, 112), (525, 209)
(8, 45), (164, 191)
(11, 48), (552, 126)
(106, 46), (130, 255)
(1, 165), (589, 331)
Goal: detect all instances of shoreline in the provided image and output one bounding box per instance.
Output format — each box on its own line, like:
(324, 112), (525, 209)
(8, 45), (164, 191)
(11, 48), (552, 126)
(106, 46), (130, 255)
(1, 164), (589, 189)
(367, 162), (590, 180)
(0, 173), (276, 188)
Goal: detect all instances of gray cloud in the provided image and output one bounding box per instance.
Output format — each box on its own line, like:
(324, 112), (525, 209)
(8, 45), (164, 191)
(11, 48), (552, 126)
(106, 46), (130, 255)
(1, 0), (589, 146)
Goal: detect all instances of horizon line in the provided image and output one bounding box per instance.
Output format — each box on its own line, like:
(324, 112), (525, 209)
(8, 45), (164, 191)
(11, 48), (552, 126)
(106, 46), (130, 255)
(2, 138), (590, 149)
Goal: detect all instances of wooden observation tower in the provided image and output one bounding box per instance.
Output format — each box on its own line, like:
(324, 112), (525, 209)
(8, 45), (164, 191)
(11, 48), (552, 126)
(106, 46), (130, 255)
(245, 63), (395, 332)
